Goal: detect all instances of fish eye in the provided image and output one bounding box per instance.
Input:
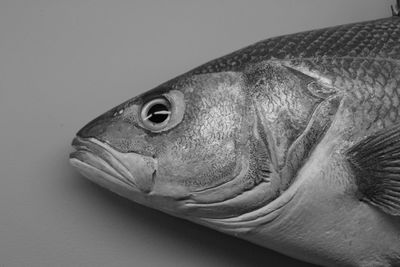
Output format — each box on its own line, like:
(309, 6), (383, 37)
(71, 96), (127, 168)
(140, 98), (171, 130)
(138, 90), (185, 133)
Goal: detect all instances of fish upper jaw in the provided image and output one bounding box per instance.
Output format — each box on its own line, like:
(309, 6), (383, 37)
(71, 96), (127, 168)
(69, 136), (194, 215)
(70, 136), (156, 194)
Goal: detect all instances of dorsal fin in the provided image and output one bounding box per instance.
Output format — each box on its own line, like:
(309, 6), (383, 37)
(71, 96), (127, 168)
(347, 124), (400, 216)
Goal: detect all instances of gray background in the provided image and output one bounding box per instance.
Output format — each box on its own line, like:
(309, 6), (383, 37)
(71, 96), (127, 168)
(0, 1), (391, 266)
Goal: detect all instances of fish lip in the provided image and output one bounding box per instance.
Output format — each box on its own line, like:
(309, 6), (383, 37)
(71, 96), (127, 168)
(70, 136), (138, 189)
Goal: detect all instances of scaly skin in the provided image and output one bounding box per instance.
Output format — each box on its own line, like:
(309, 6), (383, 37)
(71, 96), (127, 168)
(71, 17), (400, 266)
(191, 17), (400, 73)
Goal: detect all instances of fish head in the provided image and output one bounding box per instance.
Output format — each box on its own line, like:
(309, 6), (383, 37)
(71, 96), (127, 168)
(70, 60), (339, 235)
(70, 71), (260, 220)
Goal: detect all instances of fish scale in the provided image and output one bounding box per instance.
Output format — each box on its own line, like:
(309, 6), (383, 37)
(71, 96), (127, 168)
(284, 56), (400, 133)
(70, 12), (400, 267)
(191, 17), (400, 75)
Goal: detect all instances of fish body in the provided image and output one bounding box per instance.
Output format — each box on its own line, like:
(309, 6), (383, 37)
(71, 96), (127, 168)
(70, 15), (400, 267)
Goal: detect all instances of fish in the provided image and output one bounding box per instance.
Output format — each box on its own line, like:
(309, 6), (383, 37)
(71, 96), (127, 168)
(70, 4), (400, 267)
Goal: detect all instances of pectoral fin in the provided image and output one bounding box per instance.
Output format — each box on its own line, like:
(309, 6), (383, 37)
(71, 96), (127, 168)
(347, 124), (400, 216)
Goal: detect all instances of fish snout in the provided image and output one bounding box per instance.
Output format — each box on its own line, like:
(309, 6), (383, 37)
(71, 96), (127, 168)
(76, 110), (112, 139)
(75, 108), (156, 157)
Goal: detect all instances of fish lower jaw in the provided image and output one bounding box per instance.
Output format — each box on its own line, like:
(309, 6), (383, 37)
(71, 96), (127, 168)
(69, 137), (139, 188)
(69, 155), (138, 191)
(69, 138), (190, 214)
(70, 156), (159, 208)
(69, 156), (191, 217)
(70, 136), (159, 192)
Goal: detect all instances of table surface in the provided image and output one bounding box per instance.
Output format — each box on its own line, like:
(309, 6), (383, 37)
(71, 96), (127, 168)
(0, 1), (390, 266)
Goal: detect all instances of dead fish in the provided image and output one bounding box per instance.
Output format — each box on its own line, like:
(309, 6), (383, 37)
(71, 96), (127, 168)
(70, 5), (400, 267)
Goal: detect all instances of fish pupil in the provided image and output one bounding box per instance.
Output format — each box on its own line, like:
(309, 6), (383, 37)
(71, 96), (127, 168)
(147, 103), (169, 123)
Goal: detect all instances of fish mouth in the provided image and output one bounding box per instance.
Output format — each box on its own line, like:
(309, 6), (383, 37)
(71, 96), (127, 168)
(69, 137), (156, 193)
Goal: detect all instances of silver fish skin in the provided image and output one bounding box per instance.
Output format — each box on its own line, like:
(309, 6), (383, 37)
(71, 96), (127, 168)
(70, 15), (400, 267)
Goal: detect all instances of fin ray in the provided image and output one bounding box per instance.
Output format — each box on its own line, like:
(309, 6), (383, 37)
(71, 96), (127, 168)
(347, 124), (400, 216)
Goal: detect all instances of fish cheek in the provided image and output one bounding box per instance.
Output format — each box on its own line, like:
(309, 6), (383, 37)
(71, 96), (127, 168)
(153, 90), (245, 194)
(154, 122), (240, 194)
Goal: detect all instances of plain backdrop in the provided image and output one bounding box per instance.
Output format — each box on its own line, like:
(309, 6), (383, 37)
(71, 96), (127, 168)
(0, 1), (392, 266)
